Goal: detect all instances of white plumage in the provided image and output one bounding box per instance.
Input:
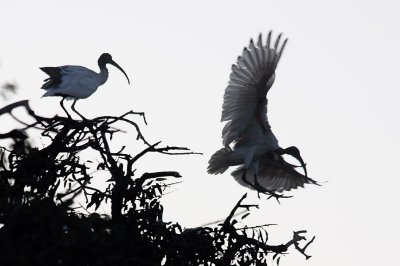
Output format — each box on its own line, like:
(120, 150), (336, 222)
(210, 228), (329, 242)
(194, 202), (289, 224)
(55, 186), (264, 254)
(208, 31), (317, 193)
(40, 53), (130, 118)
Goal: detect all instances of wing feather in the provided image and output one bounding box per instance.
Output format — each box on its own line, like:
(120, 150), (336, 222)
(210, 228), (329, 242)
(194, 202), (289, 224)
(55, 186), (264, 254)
(231, 154), (318, 192)
(221, 31), (288, 146)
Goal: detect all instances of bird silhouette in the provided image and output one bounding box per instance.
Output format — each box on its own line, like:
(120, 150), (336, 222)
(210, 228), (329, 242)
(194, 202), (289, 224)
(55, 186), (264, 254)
(40, 53), (130, 119)
(208, 31), (318, 193)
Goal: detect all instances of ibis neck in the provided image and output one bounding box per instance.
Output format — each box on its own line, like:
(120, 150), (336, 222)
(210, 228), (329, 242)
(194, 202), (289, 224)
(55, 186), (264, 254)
(98, 66), (109, 85)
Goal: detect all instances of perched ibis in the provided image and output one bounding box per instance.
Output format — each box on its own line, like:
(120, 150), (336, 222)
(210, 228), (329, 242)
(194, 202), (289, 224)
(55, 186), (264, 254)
(208, 31), (318, 193)
(40, 53), (130, 118)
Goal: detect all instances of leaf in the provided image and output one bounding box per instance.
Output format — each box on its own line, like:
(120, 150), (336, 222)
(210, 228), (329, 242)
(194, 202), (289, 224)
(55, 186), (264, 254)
(241, 212), (250, 220)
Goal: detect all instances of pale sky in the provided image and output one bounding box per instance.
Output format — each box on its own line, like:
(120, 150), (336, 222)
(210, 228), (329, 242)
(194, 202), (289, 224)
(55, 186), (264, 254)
(1, 1), (400, 265)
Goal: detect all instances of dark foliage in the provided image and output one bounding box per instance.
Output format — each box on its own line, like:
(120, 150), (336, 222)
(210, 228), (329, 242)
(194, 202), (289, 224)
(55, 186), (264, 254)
(0, 100), (314, 265)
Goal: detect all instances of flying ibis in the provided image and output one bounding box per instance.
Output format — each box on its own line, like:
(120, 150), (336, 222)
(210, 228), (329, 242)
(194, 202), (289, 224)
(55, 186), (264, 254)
(40, 53), (130, 119)
(208, 31), (318, 193)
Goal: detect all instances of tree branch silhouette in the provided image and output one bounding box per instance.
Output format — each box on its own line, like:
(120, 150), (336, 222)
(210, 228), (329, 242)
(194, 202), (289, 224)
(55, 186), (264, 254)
(0, 100), (315, 265)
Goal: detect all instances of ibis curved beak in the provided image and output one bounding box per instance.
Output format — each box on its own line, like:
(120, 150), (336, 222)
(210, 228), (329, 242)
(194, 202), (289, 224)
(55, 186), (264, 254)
(276, 146), (308, 177)
(110, 60), (130, 85)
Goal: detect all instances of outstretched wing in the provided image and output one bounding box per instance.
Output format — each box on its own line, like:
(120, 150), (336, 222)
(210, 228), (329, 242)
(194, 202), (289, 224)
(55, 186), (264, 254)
(231, 154), (318, 192)
(221, 31), (287, 146)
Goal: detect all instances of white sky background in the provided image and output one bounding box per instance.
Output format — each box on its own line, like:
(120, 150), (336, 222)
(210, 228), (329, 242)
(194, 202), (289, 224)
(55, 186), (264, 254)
(1, 0), (400, 265)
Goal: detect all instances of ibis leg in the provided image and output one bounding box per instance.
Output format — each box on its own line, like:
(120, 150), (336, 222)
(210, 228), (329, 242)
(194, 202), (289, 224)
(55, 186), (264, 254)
(241, 169), (254, 188)
(60, 98), (71, 119)
(71, 99), (86, 120)
(241, 170), (262, 198)
(241, 169), (279, 198)
(252, 174), (282, 200)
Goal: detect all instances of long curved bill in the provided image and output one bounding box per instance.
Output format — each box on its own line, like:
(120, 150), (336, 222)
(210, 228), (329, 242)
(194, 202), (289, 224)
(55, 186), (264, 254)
(291, 151), (308, 177)
(277, 146), (308, 177)
(110, 60), (130, 85)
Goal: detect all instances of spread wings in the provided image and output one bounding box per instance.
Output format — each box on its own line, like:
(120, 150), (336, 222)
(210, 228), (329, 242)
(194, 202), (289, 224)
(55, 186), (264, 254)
(221, 31), (287, 146)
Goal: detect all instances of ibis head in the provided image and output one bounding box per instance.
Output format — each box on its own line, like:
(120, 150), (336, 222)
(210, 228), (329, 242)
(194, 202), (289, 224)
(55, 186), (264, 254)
(98, 53), (130, 85)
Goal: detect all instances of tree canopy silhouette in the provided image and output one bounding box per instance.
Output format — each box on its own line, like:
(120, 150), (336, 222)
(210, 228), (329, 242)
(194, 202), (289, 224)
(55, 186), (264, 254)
(0, 99), (314, 265)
